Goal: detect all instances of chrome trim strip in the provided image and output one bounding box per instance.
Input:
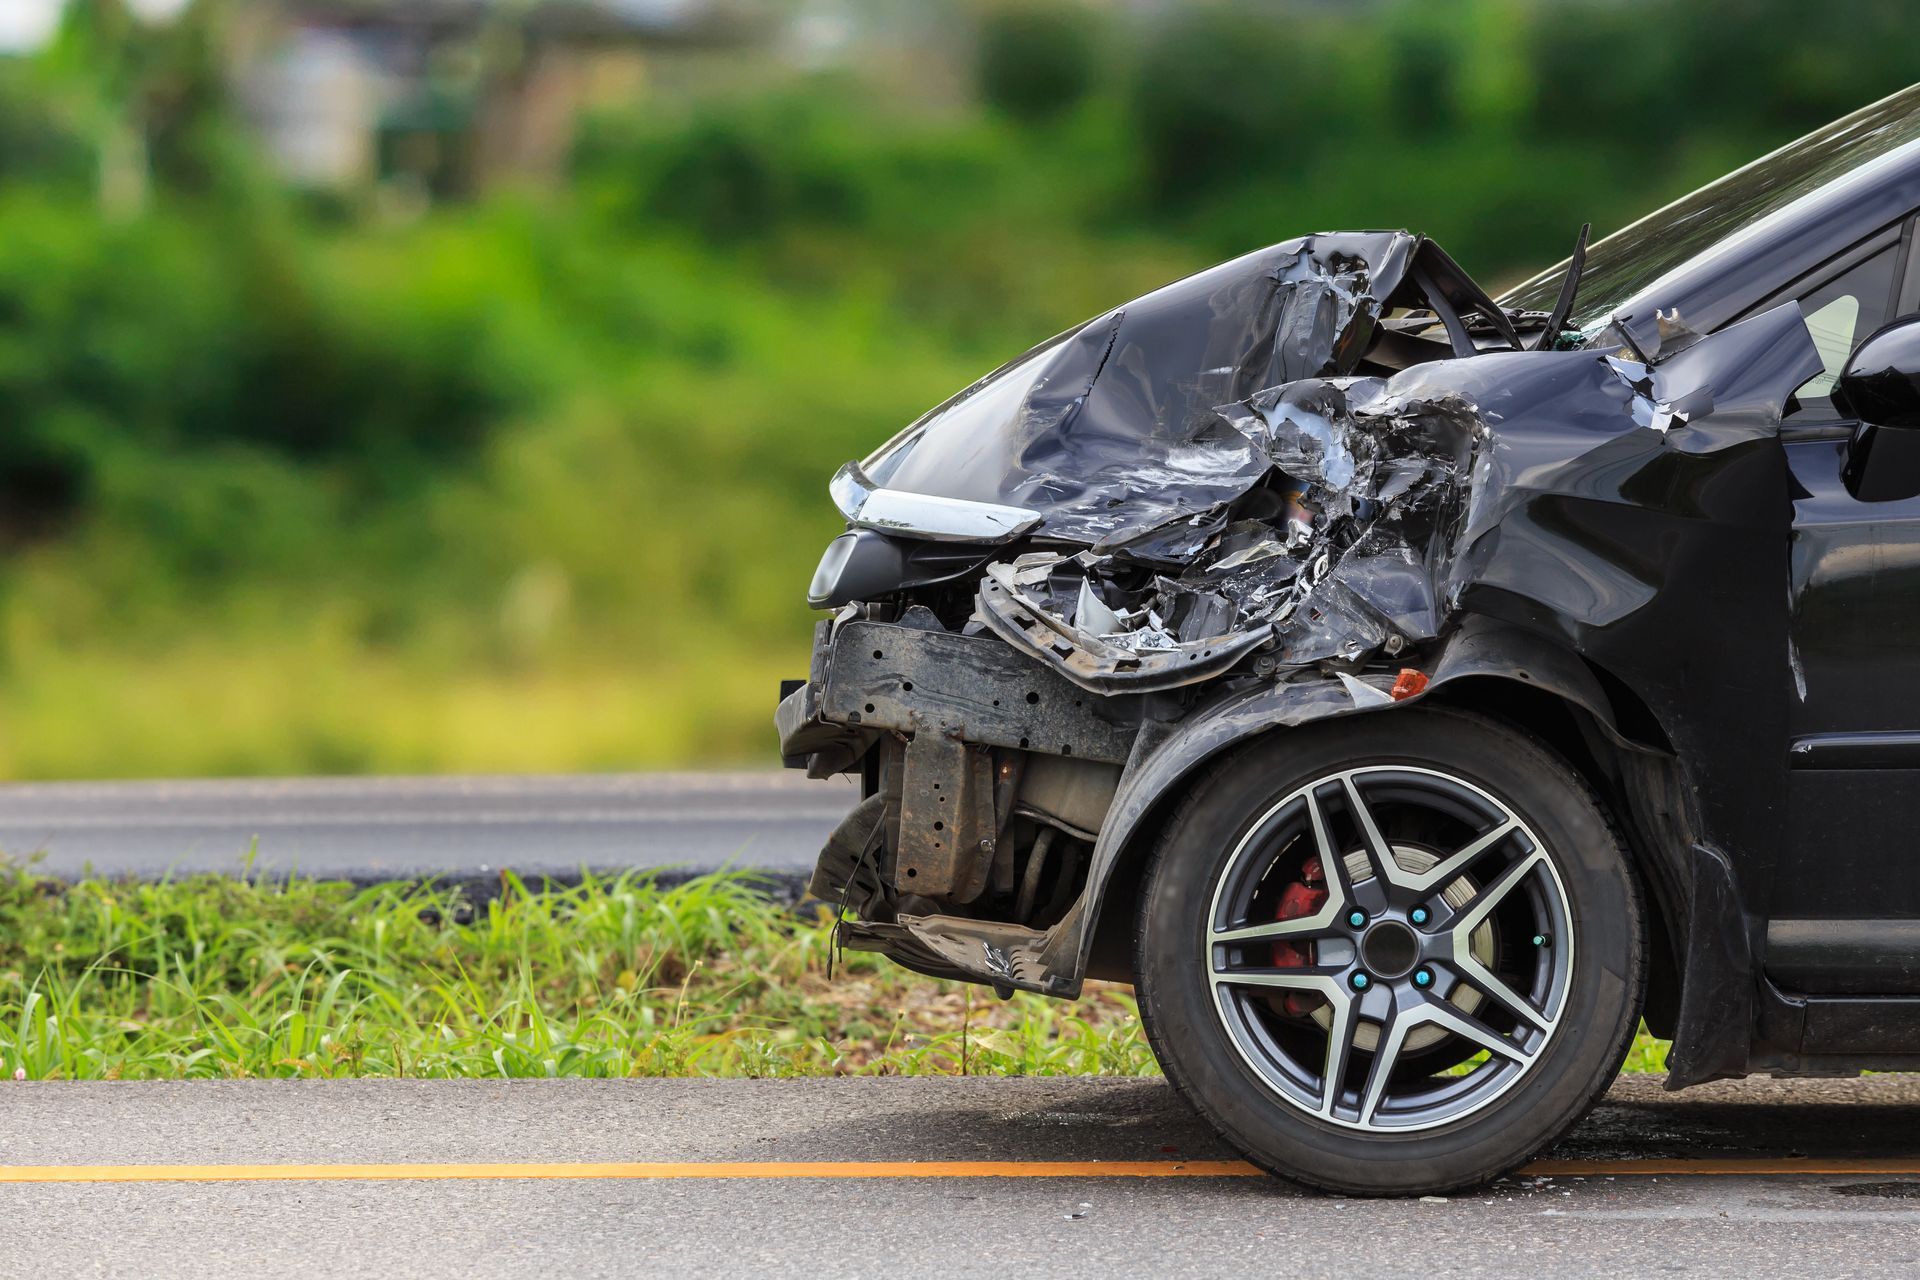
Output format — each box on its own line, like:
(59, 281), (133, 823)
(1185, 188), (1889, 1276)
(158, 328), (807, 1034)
(1788, 731), (1920, 769)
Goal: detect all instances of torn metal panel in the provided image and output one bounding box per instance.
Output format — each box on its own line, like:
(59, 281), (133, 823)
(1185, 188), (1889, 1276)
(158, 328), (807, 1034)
(852, 233), (1496, 550)
(976, 564), (1272, 695)
(972, 375), (1479, 688)
(806, 792), (887, 910)
(892, 914), (1053, 989)
(1336, 671), (1394, 708)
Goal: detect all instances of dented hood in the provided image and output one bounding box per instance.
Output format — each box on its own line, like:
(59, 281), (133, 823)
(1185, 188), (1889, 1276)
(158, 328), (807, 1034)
(860, 233), (1425, 548)
(839, 228), (1823, 722)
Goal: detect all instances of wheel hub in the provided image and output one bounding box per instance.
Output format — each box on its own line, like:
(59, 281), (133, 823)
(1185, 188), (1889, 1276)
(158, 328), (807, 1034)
(1361, 920), (1419, 978)
(1306, 844), (1493, 1053)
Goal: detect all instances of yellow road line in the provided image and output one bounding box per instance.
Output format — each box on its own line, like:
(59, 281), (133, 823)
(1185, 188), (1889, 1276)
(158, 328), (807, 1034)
(0, 1156), (1915, 1184)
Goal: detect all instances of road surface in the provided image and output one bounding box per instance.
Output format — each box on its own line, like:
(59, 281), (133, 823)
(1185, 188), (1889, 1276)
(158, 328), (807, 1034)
(0, 772), (857, 887)
(1, 1073), (1917, 1276)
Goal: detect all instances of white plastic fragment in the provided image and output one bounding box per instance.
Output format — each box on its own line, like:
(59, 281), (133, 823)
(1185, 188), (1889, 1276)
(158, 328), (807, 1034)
(1074, 579), (1123, 637)
(1337, 672), (1395, 708)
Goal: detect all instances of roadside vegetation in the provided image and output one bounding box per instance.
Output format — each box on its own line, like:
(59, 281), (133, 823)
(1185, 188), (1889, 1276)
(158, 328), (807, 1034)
(0, 866), (1665, 1080)
(0, 2), (1913, 777)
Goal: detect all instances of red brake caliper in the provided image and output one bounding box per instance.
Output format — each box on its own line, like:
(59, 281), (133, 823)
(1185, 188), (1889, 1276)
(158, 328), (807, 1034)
(1270, 854), (1328, 1017)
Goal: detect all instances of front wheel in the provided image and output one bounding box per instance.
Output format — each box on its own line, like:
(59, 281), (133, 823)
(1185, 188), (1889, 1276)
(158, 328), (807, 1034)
(1134, 708), (1644, 1196)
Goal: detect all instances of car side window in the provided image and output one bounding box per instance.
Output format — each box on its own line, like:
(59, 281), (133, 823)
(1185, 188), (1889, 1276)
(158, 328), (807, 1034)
(1785, 243), (1902, 420)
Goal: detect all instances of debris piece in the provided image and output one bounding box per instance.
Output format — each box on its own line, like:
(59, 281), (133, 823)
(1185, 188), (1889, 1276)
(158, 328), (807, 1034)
(1337, 672), (1394, 708)
(1652, 306), (1705, 357)
(975, 378), (1478, 690)
(1604, 351), (1715, 436)
(1390, 668), (1430, 700)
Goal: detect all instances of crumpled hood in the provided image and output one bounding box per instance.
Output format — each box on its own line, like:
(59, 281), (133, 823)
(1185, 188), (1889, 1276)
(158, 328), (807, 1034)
(862, 232), (1423, 549)
(844, 228), (1822, 703)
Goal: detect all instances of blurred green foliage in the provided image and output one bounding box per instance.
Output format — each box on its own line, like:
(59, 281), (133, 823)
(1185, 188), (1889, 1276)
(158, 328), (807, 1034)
(0, 0), (1912, 777)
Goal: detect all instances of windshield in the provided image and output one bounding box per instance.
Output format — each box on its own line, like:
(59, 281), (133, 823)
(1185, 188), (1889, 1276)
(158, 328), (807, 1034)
(1502, 85), (1920, 329)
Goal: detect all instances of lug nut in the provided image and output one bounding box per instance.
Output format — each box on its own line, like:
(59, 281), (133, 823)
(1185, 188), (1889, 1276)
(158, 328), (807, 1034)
(1532, 933), (1551, 948)
(1413, 968), (1433, 988)
(1410, 907), (1430, 925)
(1347, 910), (1367, 928)
(1350, 972), (1370, 991)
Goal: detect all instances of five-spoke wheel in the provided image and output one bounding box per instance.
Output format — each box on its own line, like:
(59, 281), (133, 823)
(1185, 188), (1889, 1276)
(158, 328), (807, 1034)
(1205, 765), (1573, 1131)
(1135, 708), (1644, 1195)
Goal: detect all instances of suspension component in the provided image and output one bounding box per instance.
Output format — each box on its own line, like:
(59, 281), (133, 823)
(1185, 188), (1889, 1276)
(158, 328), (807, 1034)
(1015, 826), (1058, 923)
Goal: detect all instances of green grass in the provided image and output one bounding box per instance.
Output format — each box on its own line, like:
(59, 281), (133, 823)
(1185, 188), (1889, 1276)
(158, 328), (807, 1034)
(0, 864), (1666, 1081)
(0, 865), (1153, 1079)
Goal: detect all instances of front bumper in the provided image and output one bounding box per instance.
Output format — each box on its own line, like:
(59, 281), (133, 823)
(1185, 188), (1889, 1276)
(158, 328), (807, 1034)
(776, 612), (1148, 996)
(777, 616), (1142, 774)
(776, 621), (874, 778)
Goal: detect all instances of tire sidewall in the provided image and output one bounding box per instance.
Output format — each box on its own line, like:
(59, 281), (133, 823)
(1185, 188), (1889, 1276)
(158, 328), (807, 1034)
(1135, 708), (1643, 1195)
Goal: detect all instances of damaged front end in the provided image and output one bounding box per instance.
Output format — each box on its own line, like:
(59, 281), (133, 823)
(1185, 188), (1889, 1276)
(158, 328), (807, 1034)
(777, 229), (1820, 1080)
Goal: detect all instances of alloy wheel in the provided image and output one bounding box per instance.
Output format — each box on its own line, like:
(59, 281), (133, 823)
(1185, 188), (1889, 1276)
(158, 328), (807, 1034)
(1205, 765), (1574, 1132)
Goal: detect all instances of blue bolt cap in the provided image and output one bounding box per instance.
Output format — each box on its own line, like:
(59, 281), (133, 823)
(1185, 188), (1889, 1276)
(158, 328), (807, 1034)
(1350, 972), (1370, 990)
(1410, 907), (1430, 925)
(1348, 910), (1367, 928)
(1413, 969), (1433, 987)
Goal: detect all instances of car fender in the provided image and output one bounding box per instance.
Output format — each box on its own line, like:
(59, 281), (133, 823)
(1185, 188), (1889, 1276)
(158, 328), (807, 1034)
(1047, 615), (1756, 1086)
(1075, 616), (1626, 933)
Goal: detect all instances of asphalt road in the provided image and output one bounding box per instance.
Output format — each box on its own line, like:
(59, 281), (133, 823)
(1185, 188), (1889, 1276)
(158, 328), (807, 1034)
(2, 1073), (1919, 1277)
(0, 772), (858, 887)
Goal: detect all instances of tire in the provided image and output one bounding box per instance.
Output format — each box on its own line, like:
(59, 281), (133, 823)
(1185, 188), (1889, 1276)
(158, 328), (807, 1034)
(1134, 707), (1644, 1196)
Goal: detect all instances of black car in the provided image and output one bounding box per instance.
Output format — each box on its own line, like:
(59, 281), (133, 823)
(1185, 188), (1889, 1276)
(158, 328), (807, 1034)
(776, 84), (1920, 1195)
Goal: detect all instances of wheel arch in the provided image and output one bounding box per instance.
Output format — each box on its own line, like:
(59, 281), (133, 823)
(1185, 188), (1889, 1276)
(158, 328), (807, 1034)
(1076, 623), (1693, 1058)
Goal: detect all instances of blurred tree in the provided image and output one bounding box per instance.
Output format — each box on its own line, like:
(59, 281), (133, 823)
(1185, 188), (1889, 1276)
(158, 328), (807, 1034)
(0, 61), (96, 190)
(1127, 5), (1355, 213)
(1380, 1), (1461, 140)
(974, 0), (1100, 126)
(39, 0), (150, 215)
(1521, 0), (1684, 149)
(1656, 0), (1917, 137)
(133, 0), (241, 198)
(31, 0), (245, 213)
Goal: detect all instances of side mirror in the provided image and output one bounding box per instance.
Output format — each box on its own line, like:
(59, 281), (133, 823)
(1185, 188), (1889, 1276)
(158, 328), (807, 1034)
(1841, 318), (1920, 501)
(1835, 317), (1920, 427)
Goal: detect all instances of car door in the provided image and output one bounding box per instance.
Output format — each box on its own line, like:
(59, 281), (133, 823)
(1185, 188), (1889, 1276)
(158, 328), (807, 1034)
(1775, 215), (1920, 993)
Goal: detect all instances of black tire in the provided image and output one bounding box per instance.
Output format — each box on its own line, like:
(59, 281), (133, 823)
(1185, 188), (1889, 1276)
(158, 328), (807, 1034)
(1134, 707), (1644, 1196)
